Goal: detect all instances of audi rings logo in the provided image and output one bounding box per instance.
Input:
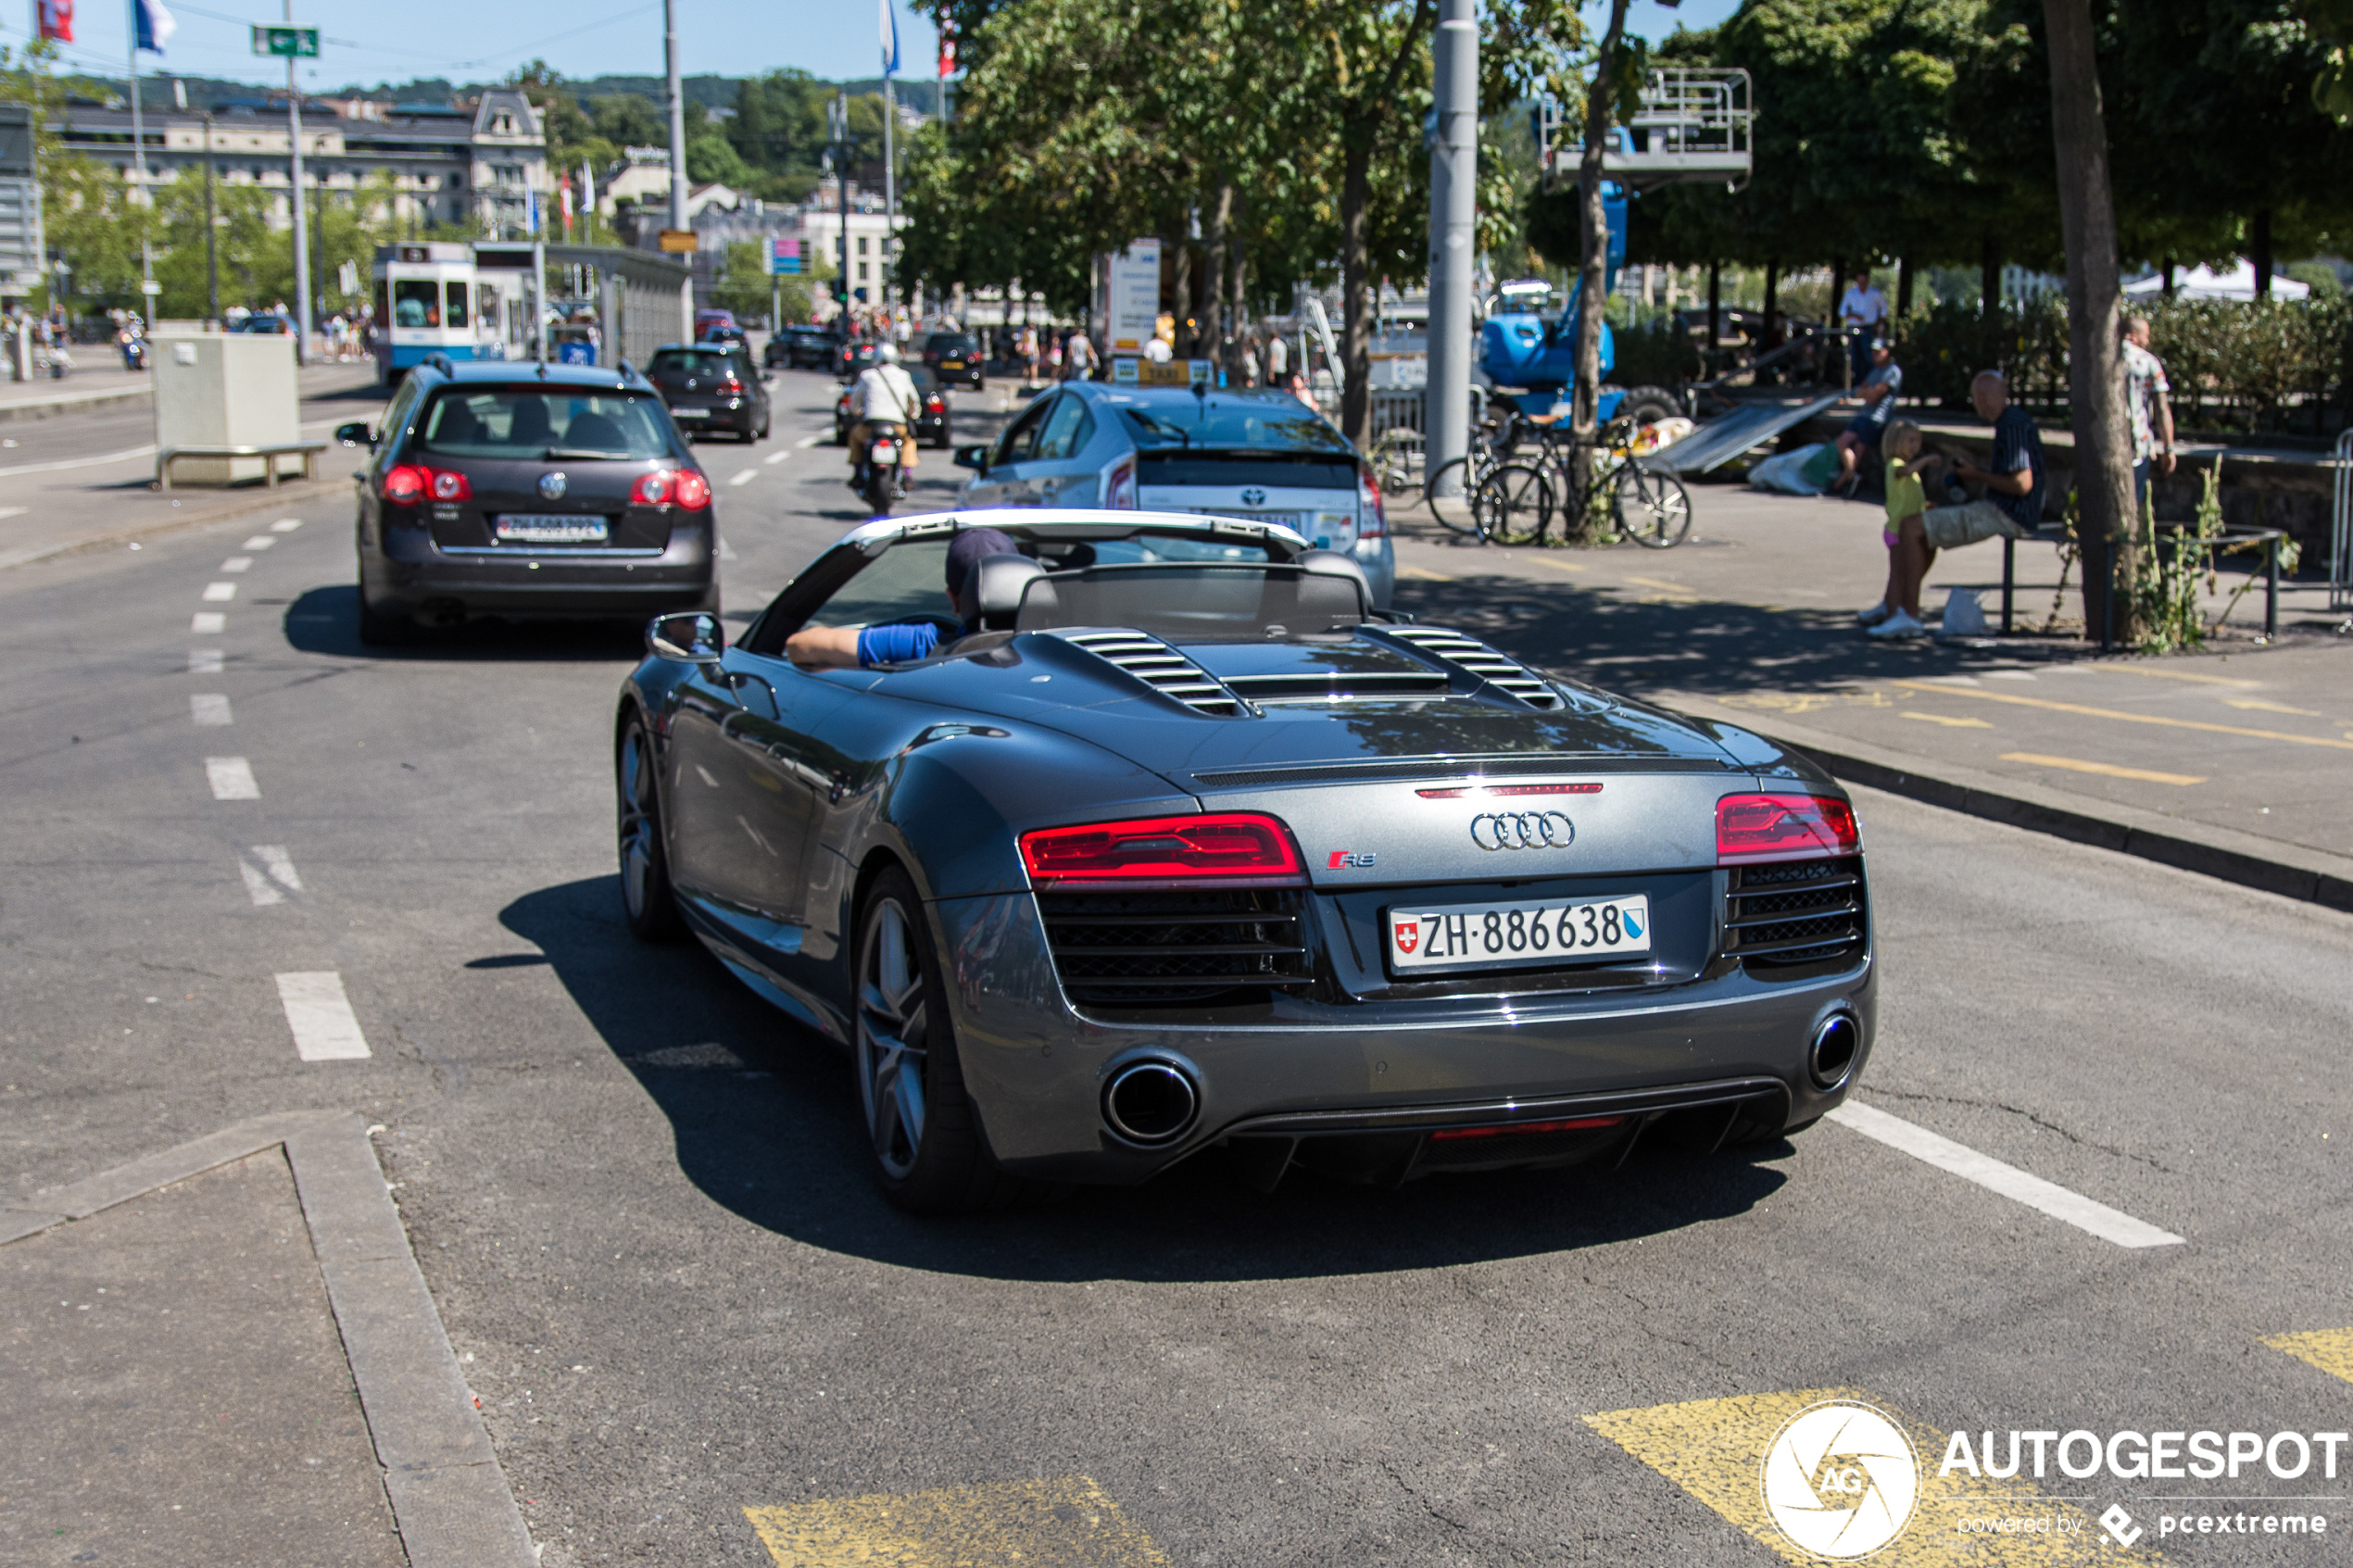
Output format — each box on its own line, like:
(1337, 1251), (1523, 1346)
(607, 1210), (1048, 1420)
(1469, 810), (1575, 850)
(1760, 1400), (1920, 1559)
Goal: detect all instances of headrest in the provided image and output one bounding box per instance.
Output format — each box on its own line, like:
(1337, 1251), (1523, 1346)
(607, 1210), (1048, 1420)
(1291, 548), (1371, 617)
(956, 552), (1048, 630)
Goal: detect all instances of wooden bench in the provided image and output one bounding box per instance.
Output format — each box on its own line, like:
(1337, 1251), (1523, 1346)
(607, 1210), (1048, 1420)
(155, 441), (328, 490)
(2000, 521), (2285, 640)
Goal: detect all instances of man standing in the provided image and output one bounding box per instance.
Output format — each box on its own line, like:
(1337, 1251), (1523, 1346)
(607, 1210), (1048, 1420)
(1265, 331), (1290, 383)
(1063, 329), (1096, 382)
(2122, 314), (2175, 514)
(1838, 270), (1887, 384)
(1865, 370), (2045, 639)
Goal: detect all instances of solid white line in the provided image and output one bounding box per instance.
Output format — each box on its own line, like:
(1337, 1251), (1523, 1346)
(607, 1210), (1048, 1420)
(221, 556), (253, 572)
(239, 845), (302, 906)
(1828, 1101), (2183, 1248)
(202, 582), (236, 602)
(763, 448), (790, 464)
(240, 535), (275, 549)
(190, 693), (233, 726)
(0, 444), (157, 479)
(271, 518), (303, 533)
(191, 611), (225, 634)
(794, 433), (820, 448)
(729, 468), (757, 486)
(274, 972), (370, 1060)
(206, 756), (259, 799)
(189, 648), (223, 673)
(0, 506), (26, 520)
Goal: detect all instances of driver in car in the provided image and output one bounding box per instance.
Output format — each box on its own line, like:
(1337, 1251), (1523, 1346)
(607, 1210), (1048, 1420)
(845, 342), (921, 491)
(786, 527), (1019, 670)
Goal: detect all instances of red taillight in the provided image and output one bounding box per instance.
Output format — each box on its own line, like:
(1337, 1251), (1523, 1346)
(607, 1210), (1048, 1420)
(1429, 1116), (1626, 1143)
(719, 378), (742, 395)
(380, 464), (426, 505)
(430, 468), (470, 501)
(926, 395), (945, 410)
(632, 471), (673, 506)
(1358, 463), (1387, 537)
(1717, 793), (1860, 862)
(1416, 783), (1603, 799)
(1103, 456), (1136, 509)
(672, 470), (711, 509)
(1018, 813), (1303, 885)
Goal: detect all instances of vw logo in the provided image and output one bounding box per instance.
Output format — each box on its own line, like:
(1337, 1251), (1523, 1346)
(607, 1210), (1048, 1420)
(1469, 811), (1574, 850)
(539, 471), (567, 500)
(1240, 487), (1266, 508)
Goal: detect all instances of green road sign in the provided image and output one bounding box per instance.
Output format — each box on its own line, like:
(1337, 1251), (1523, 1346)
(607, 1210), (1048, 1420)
(251, 25), (321, 58)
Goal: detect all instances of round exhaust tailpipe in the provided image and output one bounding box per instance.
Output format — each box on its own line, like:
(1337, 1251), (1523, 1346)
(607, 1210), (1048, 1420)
(1808, 1012), (1861, 1090)
(1103, 1061), (1200, 1146)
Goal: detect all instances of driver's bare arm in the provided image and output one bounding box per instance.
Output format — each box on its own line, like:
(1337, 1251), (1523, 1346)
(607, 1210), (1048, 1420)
(786, 624), (862, 669)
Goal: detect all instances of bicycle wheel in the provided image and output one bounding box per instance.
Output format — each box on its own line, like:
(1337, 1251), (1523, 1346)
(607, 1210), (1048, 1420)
(1475, 462), (1554, 547)
(1422, 455), (1485, 536)
(1615, 464), (1693, 548)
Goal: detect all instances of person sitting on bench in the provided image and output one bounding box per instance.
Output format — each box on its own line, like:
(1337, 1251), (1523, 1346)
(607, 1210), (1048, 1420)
(1864, 370), (2044, 640)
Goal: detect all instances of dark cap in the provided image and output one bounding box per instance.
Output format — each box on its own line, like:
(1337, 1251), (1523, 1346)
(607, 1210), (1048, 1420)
(946, 526), (1021, 600)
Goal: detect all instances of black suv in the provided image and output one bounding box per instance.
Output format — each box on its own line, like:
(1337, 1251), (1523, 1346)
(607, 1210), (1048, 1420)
(920, 331), (984, 389)
(766, 325), (840, 370)
(338, 358), (718, 643)
(648, 343), (771, 442)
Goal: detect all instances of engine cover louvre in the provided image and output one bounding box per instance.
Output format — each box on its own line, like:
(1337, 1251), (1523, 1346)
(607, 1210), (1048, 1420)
(1053, 629), (1248, 715)
(1372, 625), (1565, 709)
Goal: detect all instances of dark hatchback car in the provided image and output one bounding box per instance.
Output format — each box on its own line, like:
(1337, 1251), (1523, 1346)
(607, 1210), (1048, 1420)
(338, 358), (717, 644)
(837, 339), (882, 380)
(832, 364), (950, 447)
(648, 343), (771, 443)
(767, 325), (840, 370)
(919, 331), (985, 389)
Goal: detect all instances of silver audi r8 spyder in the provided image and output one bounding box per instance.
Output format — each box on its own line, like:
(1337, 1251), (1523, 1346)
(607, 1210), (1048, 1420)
(614, 509), (1876, 1211)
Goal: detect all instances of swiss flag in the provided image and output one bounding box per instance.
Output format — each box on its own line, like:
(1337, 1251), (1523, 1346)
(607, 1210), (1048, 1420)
(1392, 918), (1419, 955)
(38, 0), (73, 43)
(937, 18), (956, 77)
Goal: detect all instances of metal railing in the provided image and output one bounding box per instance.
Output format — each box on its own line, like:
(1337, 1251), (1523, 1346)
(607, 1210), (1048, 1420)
(1541, 69), (1754, 193)
(2334, 429), (2352, 611)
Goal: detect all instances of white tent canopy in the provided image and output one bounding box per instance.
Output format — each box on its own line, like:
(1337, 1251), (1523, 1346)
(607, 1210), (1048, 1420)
(2122, 260), (2311, 302)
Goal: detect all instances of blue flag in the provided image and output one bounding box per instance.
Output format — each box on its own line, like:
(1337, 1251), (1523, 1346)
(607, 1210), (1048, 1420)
(134, 0), (176, 54)
(878, 0), (899, 74)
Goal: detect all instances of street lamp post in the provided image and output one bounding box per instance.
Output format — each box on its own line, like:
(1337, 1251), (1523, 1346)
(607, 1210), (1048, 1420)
(662, 0), (687, 233)
(1423, 0), (1478, 498)
(202, 108), (218, 325)
(285, 1), (311, 367)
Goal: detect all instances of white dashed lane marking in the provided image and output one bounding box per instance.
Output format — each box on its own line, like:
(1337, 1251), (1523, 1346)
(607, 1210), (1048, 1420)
(189, 648), (223, 673)
(730, 468), (758, 486)
(238, 846), (302, 907)
(205, 757), (258, 800)
(201, 582), (236, 602)
(1829, 1100), (2184, 1248)
(794, 433), (821, 448)
(274, 972), (370, 1060)
(0, 506), (26, 520)
(192, 612), (225, 634)
(240, 535), (275, 550)
(190, 693), (233, 726)
(220, 556), (253, 572)
(763, 448), (790, 464)
(717, 539), (738, 561)
(270, 518), (303, 533)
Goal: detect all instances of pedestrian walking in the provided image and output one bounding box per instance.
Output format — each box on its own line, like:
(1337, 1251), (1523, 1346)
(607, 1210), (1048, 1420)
(1863, 370), (2044, 640)
(1063, 330), (1096, 382)
(1238, 337), (1260, 389)
(1265, 332), (1290, 383)
(1838, 271), (1887, 384)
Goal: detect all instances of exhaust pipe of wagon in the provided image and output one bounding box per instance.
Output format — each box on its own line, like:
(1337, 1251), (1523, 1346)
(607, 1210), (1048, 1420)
(1808, 1011), (1861, 1090)
(1102, 1060), (1200, 1146)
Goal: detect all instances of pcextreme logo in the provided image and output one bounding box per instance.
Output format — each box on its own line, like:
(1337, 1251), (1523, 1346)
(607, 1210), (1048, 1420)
(1760, 1399), (1921, 1560)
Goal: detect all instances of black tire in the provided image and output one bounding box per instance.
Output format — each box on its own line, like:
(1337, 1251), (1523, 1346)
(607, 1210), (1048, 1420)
(355, 577), (412, 646)
(1422, 455), (1485, 537)
(1615, 465), (1694, 548)
(1617, 385), (1682, 430)
(616, 715), (687, 943)
(853, 866), (1035, 1212)
(1475, 461), (1554, 546)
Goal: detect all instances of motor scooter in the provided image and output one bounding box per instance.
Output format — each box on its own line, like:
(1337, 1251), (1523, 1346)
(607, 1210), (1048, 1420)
(856, 420), (910, 517)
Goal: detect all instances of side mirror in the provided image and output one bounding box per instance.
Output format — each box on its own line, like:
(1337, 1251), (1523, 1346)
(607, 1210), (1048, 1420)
(648, 611), (724, 664)
(953, 444), (990, 473)
(335, 420), (374, 448)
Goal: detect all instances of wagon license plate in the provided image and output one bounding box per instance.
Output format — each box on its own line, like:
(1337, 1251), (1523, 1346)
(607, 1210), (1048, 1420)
(941, 360), (964, 370)
(1387, 894), (1650, 973)
(495, 514), (608, 545)
(671, 406), (707, 419)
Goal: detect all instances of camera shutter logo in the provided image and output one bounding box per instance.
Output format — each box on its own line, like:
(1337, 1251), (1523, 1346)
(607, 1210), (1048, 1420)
(1468, 811), (1575, 850)
(1759, 1400), (1919, 1559)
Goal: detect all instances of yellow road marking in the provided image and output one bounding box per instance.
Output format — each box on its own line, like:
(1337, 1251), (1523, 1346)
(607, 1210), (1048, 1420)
(1529, 555), (1589, 571)
(1625, 574), (1698, 594)
(1585, 1387), (2165, 1564)
(2262, 1326), (2353, 1386)
(2225, 698), (2324, 717)
(1890, 681), (2353, 751)
(2083, 664), (2259, 688)
(1398, 565), (1453, 582)
(744, 1476), (1169, 1568)
(2000, 752), (2207, 785)
(1902, 712), (1993, 728)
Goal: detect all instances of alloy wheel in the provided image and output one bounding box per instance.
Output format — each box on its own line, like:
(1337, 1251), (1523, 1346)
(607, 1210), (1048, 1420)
(856, 897), (929, 1180)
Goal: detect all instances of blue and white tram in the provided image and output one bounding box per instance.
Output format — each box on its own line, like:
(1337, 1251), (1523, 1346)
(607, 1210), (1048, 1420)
(372, 243), (482, 380)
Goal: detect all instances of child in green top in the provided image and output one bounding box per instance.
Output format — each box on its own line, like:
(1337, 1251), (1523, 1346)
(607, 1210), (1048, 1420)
(1859, 420), (1945, 633)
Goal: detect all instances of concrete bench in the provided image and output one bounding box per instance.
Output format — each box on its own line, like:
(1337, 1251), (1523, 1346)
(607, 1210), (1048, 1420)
(2000, 521), (2285, 640)
(156, 441), (327, 490)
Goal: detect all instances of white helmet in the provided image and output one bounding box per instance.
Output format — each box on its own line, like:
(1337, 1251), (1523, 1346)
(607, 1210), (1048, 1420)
(877, 342), (901, 364)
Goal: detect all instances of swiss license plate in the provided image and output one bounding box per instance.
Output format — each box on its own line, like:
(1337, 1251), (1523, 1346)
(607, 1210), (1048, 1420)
(941, 360), (963, 370)
(672, 406), (707, 419)
(496, 514), (609, 545)
(1387, 894), (1651, 973)
(871, 441), (898, 463)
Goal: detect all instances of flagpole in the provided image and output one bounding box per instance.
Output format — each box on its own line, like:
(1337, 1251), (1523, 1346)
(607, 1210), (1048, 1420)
(881, 3), (895, 315)
(285, 0), (309, 367)
(129, 1), (156, 311)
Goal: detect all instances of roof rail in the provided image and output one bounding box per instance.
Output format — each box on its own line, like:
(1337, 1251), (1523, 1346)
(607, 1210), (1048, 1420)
(420, 351), (455, 375)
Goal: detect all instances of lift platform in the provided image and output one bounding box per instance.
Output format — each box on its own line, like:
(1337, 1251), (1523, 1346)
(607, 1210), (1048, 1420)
(1540, 69), (1753, 194)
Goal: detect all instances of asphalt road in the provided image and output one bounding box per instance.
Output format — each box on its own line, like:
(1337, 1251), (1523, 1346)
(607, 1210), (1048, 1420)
(4, 368), (2350, 1567)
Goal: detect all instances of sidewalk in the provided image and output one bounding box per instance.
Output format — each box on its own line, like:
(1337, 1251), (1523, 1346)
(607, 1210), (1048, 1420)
(0, 358), (381, 422)
(1385, 481), (2353, 902)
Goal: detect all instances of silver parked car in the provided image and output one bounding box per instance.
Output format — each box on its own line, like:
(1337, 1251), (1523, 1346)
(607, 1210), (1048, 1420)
(954, 383), (1395, 608)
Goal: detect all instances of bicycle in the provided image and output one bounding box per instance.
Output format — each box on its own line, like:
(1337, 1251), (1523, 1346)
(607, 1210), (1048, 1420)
(1365, 426), (1424, 501)
(1472, 413), (1692, 549)
(1420, 408), (1526, 536)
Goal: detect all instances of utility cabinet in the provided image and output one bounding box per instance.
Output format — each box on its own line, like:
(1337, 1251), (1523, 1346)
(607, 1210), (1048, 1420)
(154, 333), (298, 485)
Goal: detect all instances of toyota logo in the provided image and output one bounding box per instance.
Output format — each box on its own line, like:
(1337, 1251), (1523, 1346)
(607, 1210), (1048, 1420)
(539, 471), (567, 500)
(1469, 811), (1575, 849)
(1240, 487), (1266, 507)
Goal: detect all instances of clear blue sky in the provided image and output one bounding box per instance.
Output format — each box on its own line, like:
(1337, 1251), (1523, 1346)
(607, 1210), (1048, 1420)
(17, 1), (1727, 96)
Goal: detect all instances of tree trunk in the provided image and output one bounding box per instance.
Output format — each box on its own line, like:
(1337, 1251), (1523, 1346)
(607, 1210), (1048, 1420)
(1762, 262), (1779, 348)
(1705, 259), (1721, 371)
(2044, 0), (2137, 646)
(1340, 133), (1374, 444)
(1227, 188), (1250, 383)
(1168, 226), (1191, 357)
(1896, 256), (1914, 321)
(2250, 209), (2272, 300)
(1980, 233), (2001, 328)
(1202, 179), (1232, 367)
(1572, 0), (1633, 458)
(2161, 257), (2175, 298)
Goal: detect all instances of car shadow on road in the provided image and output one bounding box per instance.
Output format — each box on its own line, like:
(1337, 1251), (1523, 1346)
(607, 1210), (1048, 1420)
(280, 584), (651, 662)
(500, 874), (1794, 1286)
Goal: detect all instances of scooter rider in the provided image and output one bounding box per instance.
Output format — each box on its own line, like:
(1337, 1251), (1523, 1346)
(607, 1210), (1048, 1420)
(846, 342), (920, 490)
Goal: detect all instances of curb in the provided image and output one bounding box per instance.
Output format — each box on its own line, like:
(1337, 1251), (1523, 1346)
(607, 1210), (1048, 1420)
(0, 474), (352, 571)
(1663, 693), (2353, 915)
(1, 1110), (537, 1568)
(0, 384), (154, 423)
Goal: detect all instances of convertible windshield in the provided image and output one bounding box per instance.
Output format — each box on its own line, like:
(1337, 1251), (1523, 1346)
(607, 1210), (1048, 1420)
(1116, 395), (1353, 457)
(416, 390), (672, 458)
(1017, 562), (1362, 640)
